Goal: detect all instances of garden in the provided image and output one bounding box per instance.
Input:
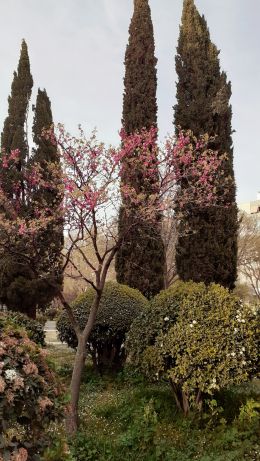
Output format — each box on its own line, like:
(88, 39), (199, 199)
(0, 0), (259, 460)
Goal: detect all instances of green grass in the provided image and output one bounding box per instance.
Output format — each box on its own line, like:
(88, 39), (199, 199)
(46, 347), (260, 461)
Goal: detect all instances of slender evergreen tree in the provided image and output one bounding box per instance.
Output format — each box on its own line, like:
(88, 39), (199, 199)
(1, 39), (33, 196)
(0, 40), (35, 316)
(115, 0), (165, 299)
(31, 88), (64, 304)
(174, 0), (238, 289)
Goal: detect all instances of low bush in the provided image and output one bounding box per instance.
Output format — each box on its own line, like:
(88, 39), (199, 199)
(126, 281), (200, 369)
(127, 282), (259, 414)
(57, 282), (148, 373)
(0, 317), (64, 460)
(4, 311), (46, 346)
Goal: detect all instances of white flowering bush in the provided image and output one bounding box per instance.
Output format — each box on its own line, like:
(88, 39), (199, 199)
(127, 282), (259, 415)
(0, 316), (64, 460)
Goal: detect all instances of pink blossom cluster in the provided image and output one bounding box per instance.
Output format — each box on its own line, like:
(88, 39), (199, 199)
(163, 130), (234, 211)
(55, 126), (120, 232)
(1, 148), (20, 169)
(119, 127), (159, 191)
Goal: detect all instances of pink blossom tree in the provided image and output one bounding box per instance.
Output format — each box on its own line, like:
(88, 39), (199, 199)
(0, 125), (233, 434)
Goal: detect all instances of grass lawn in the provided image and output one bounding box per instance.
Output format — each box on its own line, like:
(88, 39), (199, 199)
(46, 346), (260, 461)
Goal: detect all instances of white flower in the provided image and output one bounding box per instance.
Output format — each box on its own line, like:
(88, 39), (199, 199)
(5, 369), (17, 382)
(164, 316), (169, 322)
(241, 319), (245, 323)
(189, 324), (194, 328)
(241, 347), (245, 352)
(212, 377), (216, 383)
(231, 352), (236, 357)
(242, 361), (246, 366)
(192, 320), (197, 325)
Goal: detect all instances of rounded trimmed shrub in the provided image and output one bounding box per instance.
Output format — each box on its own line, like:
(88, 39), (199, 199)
(6, 311), (45, 346)
(57, 281), (148, 373)
(0, 317), (64, 459)
(126, 281), (199, 369)
(127, 282), (259, 414)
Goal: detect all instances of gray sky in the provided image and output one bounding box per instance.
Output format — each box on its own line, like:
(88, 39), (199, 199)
(0, 0), (259, 203)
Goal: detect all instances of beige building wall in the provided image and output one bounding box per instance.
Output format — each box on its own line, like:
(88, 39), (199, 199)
(239, 196), (260, 216)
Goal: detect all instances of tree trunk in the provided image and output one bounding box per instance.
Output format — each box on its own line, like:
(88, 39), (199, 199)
(66, 335), (86, 435)
(182, 391), (190, 416)
(169, 380), (190, 415)
(65, 292), (102, 435)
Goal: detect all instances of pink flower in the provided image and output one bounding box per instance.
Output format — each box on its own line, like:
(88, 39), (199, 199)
(13, 376), (24, 391)
(23, 362), (38, 375)
(18, 223), (26, 235)
(6, 390), (15, 403)
(38, 396), (53, 412)
(11, 448), (28, 461)
(3, 336), (18, 347)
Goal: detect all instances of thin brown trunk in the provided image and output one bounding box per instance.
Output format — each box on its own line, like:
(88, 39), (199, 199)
(169, 380), (190, 415)
(169, 379), (183, 413)
(195, 389), (203, 412)
(182, 391), (190, 416)
(66, 292), (102, 435)
(66, 335), (86, 434)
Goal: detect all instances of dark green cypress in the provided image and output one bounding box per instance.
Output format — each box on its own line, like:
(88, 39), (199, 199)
(122, 0), (157, 133)
(31, 88), (64, 304)
(1, 39), (33, 196)
(0, 40), (36, 317)
(115, 0), (165, 299)
(174, 0), (238, 289)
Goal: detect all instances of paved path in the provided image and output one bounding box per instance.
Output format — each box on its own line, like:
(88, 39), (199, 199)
(44, 320), (62, 345)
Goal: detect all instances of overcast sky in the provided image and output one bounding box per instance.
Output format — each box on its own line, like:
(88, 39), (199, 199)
(0, 0), (259, 203)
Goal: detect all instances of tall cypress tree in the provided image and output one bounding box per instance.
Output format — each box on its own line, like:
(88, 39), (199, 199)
(0, 40), (36, 317)
(31, 88), (64, 304)
(115, 0), (165, 299)
(1, 39), (33, 196)
(174, 0), (238, 289)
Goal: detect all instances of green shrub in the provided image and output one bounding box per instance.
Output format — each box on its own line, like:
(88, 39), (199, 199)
(126, 281), (200, 369)
(57, 282), (148, 373)
(0, 317), (64, 459)
(127, 282), (259, 414)
(4, 311), (45, 346)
